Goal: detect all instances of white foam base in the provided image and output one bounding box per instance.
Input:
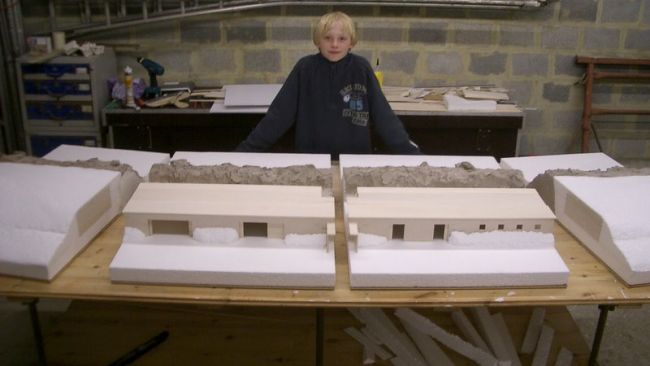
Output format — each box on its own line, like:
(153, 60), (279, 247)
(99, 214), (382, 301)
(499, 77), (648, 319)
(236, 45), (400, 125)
(348, 244), (568, 288)
(44, 144), (170, 180)
(0, 163), (121, 280)
(500, 152), (621, 183)
(110, 236), (335, 288)
(171, 151), (331, 169)
(554, 175), (650, 285)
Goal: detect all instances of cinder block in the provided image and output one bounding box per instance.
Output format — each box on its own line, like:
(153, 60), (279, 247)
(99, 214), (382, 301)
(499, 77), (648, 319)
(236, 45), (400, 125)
(584, 28), (620, 50)
(408, 21), (448, 44)
(542, 27), (578, 49)
(502, 81), (534, 105)
(620, 85), (650, 103)
(426, 52), (463, 75)
(148, 50), (191, 74)
(244, 49), (281, 73)
(554, 54), (584, 77)
(226, 19), (267, 43)
(134, 22), (179, 43)
(613, 139), (648, 158)
(552, 110), (581, 129)
(602, 0), (642, 22)
(469, 52), (507, 75)
(512, 53), (549, 77)
(270, 19), (312, 42)
(592, 84), (614, 104)
(196, 49), (236, 72)
(359, 21), (404, 43)
(533, 134), (576, 155)
(180, 19), (221, 43)
(525, 108), (545, 128)
(381, 50), (418, 73)
(625, 29), (650, 50)
(542, 83), (570, 102)
(559, 0), (597, 22)
(454, 23), (494, 45)
(499, 25), (534, 47)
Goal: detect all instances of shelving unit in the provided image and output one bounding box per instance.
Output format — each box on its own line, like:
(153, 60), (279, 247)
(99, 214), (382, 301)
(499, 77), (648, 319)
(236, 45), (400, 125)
(576, 56), (650, 153)
(16, 49), (116, 156)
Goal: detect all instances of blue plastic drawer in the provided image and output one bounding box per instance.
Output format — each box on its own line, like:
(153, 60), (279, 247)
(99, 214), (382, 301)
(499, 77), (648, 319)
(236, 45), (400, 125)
(23, 79), (91, 96)
(21, 63), (89, 78)
(30, 135), (98, 157)
(26, 102), (93, 121)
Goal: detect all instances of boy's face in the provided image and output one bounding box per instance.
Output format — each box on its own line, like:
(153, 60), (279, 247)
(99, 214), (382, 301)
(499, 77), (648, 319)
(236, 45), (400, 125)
(317, 21), (353, 62)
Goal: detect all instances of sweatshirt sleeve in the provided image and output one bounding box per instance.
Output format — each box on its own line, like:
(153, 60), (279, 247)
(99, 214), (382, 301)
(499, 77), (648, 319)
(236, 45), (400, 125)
(365, 63), (421, 155)
(235, 63), (301, 152)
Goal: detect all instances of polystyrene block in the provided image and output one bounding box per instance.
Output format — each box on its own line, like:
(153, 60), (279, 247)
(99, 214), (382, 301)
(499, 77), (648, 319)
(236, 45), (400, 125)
(0, 163), (121, 280)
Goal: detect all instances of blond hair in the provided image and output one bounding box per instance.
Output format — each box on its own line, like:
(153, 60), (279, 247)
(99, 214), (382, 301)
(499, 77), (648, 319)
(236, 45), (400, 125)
(313, 11), (357, 46)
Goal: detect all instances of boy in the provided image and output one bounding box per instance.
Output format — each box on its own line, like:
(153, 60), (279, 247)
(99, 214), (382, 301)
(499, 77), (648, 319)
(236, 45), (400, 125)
(235, 11), (420, 156)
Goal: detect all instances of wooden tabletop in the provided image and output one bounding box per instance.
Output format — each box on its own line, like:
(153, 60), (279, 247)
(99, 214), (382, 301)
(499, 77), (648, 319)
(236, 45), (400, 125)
(2, 215), (650, 308)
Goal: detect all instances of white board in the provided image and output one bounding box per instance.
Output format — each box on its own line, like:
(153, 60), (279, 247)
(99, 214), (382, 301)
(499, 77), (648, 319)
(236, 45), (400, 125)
(223, 84), (282, 107)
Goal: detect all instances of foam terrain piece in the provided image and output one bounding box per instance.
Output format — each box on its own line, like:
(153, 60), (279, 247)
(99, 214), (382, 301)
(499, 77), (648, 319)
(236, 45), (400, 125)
(500, 153), (621, 183)
(44, 144), (170, 179)
(0, 163), (122, 280)
(339, 154), (500, 170)
(553, 175), (650, 285)
(109, 183), (336, 288)
(347, 187), (568, 288)
(171, 151), (331, 169)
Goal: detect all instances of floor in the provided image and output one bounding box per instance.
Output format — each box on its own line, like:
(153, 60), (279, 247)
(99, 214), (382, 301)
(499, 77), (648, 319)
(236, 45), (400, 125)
(0, 297), (648, 365)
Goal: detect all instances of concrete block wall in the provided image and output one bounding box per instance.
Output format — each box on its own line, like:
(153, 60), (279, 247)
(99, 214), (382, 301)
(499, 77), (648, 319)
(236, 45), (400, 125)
(22, 1), (650, 159)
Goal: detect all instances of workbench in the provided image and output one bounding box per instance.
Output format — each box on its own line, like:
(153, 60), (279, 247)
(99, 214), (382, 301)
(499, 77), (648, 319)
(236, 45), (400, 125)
(103, 103), (523, 159)
(2, 165), (649, 365)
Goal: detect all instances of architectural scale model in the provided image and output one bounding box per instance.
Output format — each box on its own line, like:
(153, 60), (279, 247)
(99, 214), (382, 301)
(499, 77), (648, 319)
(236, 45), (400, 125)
(503, 153), (649, 285)
(0, 146), (170, 280)
(0, 163), (122, 280)
(340, 154), (569, 289)
(109, 152), (337, 288)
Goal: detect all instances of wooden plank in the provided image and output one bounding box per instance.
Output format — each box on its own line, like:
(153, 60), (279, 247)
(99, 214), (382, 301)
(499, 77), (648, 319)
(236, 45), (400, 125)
(41, 303), (589, 366)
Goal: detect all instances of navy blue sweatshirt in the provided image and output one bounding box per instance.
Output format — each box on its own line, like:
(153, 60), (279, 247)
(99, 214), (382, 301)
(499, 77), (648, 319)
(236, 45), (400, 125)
(235, 53), (420, 155)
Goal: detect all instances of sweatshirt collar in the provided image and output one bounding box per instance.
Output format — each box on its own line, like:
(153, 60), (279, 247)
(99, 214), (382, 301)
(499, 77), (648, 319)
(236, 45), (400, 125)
(317, 52), (352, 66)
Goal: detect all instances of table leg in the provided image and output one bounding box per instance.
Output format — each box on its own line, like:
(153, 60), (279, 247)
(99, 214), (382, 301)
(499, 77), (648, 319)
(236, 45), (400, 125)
(316, 308), (324, 366)
(588, 304), (616, 366)
(25, 299), (47, 366)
